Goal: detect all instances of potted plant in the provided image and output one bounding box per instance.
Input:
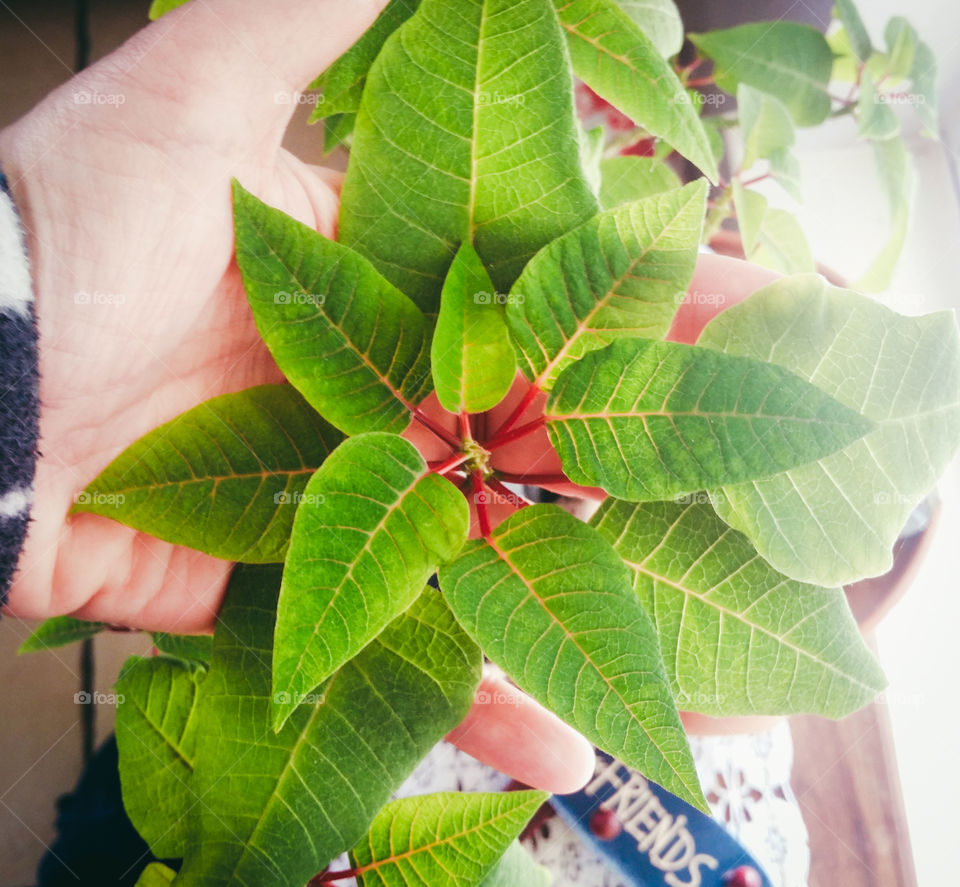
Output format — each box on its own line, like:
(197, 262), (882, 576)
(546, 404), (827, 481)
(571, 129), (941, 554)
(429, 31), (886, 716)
(19, 0), (957, 885)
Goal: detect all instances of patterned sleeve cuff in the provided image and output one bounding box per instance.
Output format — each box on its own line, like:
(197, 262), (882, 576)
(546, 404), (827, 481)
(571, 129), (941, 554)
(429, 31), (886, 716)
(0, 171), (39, 606)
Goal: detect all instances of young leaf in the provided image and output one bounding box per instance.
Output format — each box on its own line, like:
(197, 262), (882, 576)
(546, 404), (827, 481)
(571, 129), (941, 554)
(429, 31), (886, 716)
(857, 71), (900, 141)
(883, 17), (918, 80)
(152, 632), (213, 664)
(233, 183), (433, 433)
(545, 337), (874, 501)
(507, 181), (707, 390)
(768, 148), (803, 202)
(323, 113), (356, 154)
(910, 40), (938, 133)
(699, 274), (960, 586)
(135, 864), (176, 887)
(73, 385), (342, 563)
(555, 0), (718, 180)
(732, 181), (767, 257)
(308, 0), (422, 121)
(431, 244), (517, 414)
(591, 498), (886, 717)
(834, 0), (873, 62)
(439, 505), (706, 811)
(689, 23), (833, 126)
(18, 616), (105, 653)
(737, 85), (795, 171)
(615, 0), (684, 58)
(751, 207), (815, 275)
(338, 0), (598, 312)
(273, 434), (469, 729)
(116, 656), (205, 859)
(176, 566), (481, 887)
(479, 842), (552, 887)
(347, 791), (547, 887)
(598, 156), (681, 210)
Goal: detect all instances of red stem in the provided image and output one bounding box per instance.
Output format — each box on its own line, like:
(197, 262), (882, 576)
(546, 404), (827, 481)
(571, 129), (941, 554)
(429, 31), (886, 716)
(496, 472), (571, 487)
(412, 409), (460, 449)
(310, 868), (360, 885)
(486, 477), (532, 509)
(485, 417), (545, 451)
(487, 384), (541, 442)
(430, 453), (470, 475)
(739, 172), (771, 188)
(459, 411), (473, 442)
(472, 471), (492, 537)
(685, 76), (715, 88)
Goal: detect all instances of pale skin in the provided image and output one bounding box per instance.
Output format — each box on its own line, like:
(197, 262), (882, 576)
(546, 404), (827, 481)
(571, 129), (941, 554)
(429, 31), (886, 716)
(0, 0), (779, 792)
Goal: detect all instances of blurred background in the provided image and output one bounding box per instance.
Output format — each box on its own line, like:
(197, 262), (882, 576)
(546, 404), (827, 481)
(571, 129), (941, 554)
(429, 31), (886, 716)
(1, 1), (958, 885)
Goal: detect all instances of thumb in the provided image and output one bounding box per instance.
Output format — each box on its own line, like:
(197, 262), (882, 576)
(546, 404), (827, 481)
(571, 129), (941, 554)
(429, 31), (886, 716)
(112, 0), (388, 145)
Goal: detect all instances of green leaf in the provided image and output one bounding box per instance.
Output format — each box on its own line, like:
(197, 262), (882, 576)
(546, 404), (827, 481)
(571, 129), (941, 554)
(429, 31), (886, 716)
(768, 148), (803, 202)
(348, 792), (547, 887)
(556, 0), (718, 180)
(338, 0), (598, 313)
(308, 0), (422, 121)
(439, 505), (706, 810)
(690, 23), (833, 126)
(322, 113), (356, 154)
(699, 274), (960, 585)
(148, 0), (189, 18)
(73, 385), (342, 563)
(432, 244), (517, 414)
(233, 183), (433, 433)
(116, 656), (205, 858)
(273, 434), (469, 729)
(135, 864), (176, 887)
(732, 181), (767, 256)
(479, 842), (552, 887)
(910, 40), (938, 133)
(152, 632), (213, 664)
(883, 17), (917, 80)
(507, 181), (707, 389)
(751, 207), (815, 275)
(18, 616), (105, 653)
(175, 566), (480, 887)
(737, 85), (795, 171)
(546, 337), (873, 501)
(591, 498), (886, 717)
(598, 156), (681, 210)
(579, 125), (607, 198)
(615, 0), (684, 58)
(857, 71), (900, 141)
(834, 0), (872, 61)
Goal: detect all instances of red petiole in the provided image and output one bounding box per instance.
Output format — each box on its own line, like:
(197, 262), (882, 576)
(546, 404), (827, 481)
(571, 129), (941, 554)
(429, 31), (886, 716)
(484, 417), (545, 451)
(412, 409), (460, 450)
(495, 472), (570, 487)
(472, 471), (492, 537)
(486, 477), (532, 509)
(430, 453), (470, 475)
(487, 383), (541, 442)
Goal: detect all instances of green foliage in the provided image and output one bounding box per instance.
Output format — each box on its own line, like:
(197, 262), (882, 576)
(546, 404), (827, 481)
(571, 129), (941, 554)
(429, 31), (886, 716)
(545, 337), (873, 501)
(432, 244), (517, 414)
(440, 505), (706, 810)
(148, 0), (188, 18)
(135, 864), (176, 886)
(598, 156), (681, 209)
(272, 434), (469, 729)
(479, 842), (552, 886)
(18, 616), (104, 652)
(834, 0), (873, 61)
(737, 85), (795, 172)
(74, 385), (343, 563)
(152, 632), (213, 664)
(348, 792), (547, 886)
(750, 208), (815, 275)
(615, 0), (684, 58)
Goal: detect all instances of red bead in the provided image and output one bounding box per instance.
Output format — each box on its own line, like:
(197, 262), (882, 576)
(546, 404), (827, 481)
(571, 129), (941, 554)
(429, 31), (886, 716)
(588, 808), (622, 841)
(722, 865), (763, 887)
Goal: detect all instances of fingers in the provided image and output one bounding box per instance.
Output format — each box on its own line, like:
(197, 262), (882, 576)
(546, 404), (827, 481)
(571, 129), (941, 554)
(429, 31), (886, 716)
(446, 668), (595, 795)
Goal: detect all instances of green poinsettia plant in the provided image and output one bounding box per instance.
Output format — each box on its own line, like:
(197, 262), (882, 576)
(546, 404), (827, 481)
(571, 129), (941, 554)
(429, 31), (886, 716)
(20, 0), (960, 885)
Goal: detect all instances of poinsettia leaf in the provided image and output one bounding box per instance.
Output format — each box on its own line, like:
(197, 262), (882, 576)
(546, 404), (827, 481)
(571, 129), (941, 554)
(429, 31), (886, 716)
(591, 498), (886, 717)
(175, 566), (480, 887)
(152, 632), (213, 664)
(751, 207), (815, 275)
(507, 181), (706, 390)
(432, 244), (517, 414)
(598, 156), (681, 210)
(273, 434), (469, 730)
(699, 274), (960, 585)
(479, 842), (552, 886)
(737, 85), (795, 171)
(768, 148), (803, 202)
(148, 0), (188, 18)
(910, 40), (939, 133)
(308, 0), (422, 121)
(116, 656), (205, 859)
(135, 864), (176, 887)
(857, 71), (901, 141)
(545, 337), (874, 501)
(73, 385), (342, 563)
(555, 0), (718, 180)
(439, 505), (707, 811)
(233, 183), (433, 433)
(338, 0), (598, 313)
(323, 113), (356, 154)
(690, 23), (833, 126)
(834, 0), (872, 62)
(348, 791), (547, 887)
(732, 181), (767, 256)
(18, 616), (105, 653)
(883, 17), (917, 81)
(615, 0), (684, 58)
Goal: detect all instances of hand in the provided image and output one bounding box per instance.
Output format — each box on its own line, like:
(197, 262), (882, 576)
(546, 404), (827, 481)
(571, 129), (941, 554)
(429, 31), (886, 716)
(0, 0), (595, 794)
